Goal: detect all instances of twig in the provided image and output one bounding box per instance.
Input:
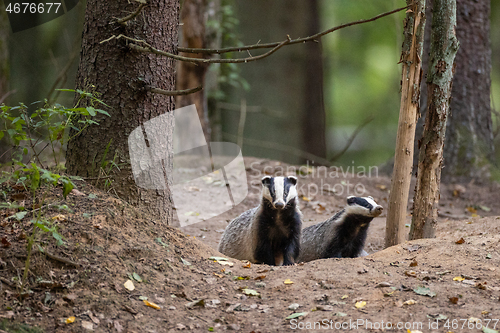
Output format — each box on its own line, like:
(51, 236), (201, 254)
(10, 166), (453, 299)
(104, 34), (292, 64)
(222, 132), (333, 166)
(237, 99), (247, 149)
(179, 4), (411, 55)
(0, 276), (15, 288)
(41, 250), (79, 267)
(438, 212), (470, 220)
(148, 85), (203, 96)
(329, 116), (375, 162)
(116, 2), (148, 26)
(0, 89), (16, 104)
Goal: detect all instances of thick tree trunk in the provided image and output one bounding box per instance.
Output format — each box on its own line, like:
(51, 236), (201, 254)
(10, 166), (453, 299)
(385, 0), (426, 248)
(176, 0), (210, 142)
(416, 0), (493, 180)
(66, 0), (179, 224)
(410, 0), (459, 240)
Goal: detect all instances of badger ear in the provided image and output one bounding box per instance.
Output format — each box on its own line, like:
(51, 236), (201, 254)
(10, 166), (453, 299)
(347, 196), (356, 204)
(287, 175), (298, 185)
(261, 176), (272, 186)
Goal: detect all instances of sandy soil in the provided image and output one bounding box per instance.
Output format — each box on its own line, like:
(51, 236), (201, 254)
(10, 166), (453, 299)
(1, 157), (500, 333)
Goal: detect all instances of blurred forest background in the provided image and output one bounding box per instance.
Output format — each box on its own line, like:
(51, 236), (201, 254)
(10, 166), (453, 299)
(1, 0), (499, 180)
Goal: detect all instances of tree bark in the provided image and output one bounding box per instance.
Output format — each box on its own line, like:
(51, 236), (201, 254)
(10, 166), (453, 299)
(410, 0), (459, 240)
(385, 0), (426, 248)
(66, 0), (179, 224)
(415, 0), (493, 180)
(442, 0), (493, 180)
(0, 9), (8, 101)
(176, 0), (210, 142)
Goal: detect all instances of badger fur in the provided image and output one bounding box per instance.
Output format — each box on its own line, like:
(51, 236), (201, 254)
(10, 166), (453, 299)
(298, 196), (383, 262)
(218, 176), (302, 266)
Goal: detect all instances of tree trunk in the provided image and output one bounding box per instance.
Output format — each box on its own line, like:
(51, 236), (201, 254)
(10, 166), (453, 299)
(415, 0), (494, 180)
(176, 0), (210, 142)
(66, 0), (179, 224)
(302, 0), (326, 159)
(0, 9), (8, 101)
(385, 0), (426, 248)
(410, 0), (459, 240)
(442, 0), (493, 180)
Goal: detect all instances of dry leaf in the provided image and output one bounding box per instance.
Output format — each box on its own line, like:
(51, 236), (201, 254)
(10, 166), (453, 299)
(52, 214), (67, 222)
(449, 297), (459, 304)
(218, 261), (234, 266)
(143, 300), (161, 310)
(66, 316), (76, 324)
(375, 184), (387, 190)
(409, 259), (418, 267)
(403, 299), (416, 305)
(123, 279), (135, 291)
(242, 262), (251, 268)
(81, 321), (93, 330)
(302, 196), (312, 202)
(455, 237), (465, 244)
(453, 276), (465, 282)
(341, 295), (348, 300)
(355, 301), (366, 309)
(284, 279), (294, 285)
(254, 275), (266, 280)
(466, 206), (477, 214)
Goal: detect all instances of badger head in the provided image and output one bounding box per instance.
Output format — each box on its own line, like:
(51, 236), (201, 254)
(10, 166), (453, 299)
(261, 176), (298, 210)
(345, 196), (383, 217)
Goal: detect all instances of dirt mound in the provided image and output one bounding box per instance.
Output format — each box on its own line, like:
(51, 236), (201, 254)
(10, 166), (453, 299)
(1, 157), (500, 332)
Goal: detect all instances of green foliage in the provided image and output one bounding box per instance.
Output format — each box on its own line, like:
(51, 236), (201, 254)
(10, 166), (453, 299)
(0, 88), (109, 295)
(0, 320), (44, 333)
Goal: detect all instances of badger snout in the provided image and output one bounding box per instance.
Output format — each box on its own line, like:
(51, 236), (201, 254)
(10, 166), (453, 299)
(372, 205), (383, 216)
(274, 201), (285, 209)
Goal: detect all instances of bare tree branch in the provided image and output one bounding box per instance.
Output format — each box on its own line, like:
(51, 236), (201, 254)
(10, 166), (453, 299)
(116, 1), (148, 26)
(329, 115), (375, 162)
(178, 4), (411, 55)
(125, 35), (292, 64)
(147, 85), (203, 96)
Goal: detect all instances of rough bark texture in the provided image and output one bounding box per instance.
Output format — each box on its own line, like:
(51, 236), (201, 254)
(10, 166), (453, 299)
(66, 0), (179, 224)
(415, 0), (493, 180)
(410, 0), (459, 240)
(385, 0), (426, 248)
(442, 0), (493, 180)
(176, 0), (210, 142)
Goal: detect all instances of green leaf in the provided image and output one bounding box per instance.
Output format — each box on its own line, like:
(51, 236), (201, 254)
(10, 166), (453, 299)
(30, 163), (40, 192)
(132, 272), (143, 282)
(8, 211), (27, 221)
(0, 131), (4, 140)
(52, 231), (64, 246)
(61, 178), (74, 199)
(483, 327), (499, 333)
(34, 220), (51, 232)
(285, 312), (308, 320)
(86, 107), (96, 116)
(96, 108), (110, 117)
(180, 258), (191, 266)
(486, 253), (492, 259)
(335, 312), (347, 317)
(413, 286), (436, 297)
(88, 193), (97, 199)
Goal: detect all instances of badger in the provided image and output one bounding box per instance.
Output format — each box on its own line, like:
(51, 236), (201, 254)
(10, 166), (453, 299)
(298, 196), (383, 262)
(218, 176), (302, 266)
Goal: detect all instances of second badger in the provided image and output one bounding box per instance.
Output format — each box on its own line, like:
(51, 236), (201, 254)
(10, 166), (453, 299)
(298, 196), (383, 262)
(218, 176), (302, 266)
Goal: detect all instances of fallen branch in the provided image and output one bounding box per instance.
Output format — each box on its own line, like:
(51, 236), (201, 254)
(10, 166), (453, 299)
(437, 212), (470, 220)
(148, 85), (202, 96)
(0, 276), (15, 288)
(329, 115), (375, 162)
(116, 1), (148, 26)
(179, 4), (411, 55)
(41, 250), (79, 267)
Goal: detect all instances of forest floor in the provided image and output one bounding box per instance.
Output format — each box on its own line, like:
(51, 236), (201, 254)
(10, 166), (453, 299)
(1, 157), (500, 333)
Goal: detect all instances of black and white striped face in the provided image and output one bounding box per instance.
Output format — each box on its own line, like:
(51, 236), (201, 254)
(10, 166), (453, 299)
(345, 196), (383, 217)
(261, 176), (298, 209)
